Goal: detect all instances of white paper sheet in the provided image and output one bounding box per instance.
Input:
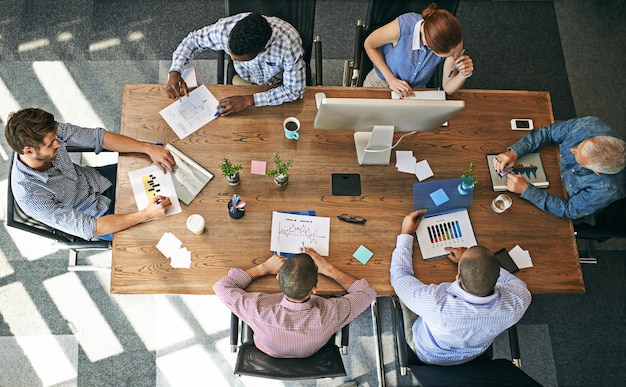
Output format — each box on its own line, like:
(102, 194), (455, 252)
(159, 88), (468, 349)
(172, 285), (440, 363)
(509, 245), (533, 269)
(128, 164), (182, 218)
(159, 85), (220, 139)
(270, 212), (330, 256)
(156, 232), (192, 269)
(414, 159), (434, 181)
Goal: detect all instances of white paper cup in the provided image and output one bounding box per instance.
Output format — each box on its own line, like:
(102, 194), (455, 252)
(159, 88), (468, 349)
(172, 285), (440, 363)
(186, 214), (205, 234)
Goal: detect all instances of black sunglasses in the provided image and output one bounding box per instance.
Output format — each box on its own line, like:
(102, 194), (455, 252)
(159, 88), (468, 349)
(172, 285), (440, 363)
(338, 214), (366, 225)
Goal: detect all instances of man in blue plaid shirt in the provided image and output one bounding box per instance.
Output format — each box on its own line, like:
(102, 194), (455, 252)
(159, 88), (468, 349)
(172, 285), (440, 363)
(5, 108), (175, 241)
(166, 12), (306, 116)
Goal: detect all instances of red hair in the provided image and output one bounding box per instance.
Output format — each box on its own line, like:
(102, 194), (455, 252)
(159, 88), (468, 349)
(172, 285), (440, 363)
(422, 3), (462, 54)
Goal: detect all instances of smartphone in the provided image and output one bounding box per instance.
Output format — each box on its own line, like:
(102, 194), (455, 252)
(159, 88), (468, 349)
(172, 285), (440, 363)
(511, 119), (534, 130)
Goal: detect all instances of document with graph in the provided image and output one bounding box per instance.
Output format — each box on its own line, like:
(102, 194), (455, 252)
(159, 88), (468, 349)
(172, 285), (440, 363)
(416, 209), (477, 260)
(270, 211), (330, 256)
(128, 165), (182, 219)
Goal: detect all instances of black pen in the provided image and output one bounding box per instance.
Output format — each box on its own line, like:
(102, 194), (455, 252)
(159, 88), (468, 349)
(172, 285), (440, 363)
(448, 49), (466, 78)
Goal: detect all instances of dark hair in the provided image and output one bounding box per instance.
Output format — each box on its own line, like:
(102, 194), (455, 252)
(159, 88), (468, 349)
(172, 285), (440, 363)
(277, 253), (318, 300)
(4, 108), (57, 154)
(459, 245), (500, 296)
(229, 13), (272, 57)
(422, 3), (462, 55)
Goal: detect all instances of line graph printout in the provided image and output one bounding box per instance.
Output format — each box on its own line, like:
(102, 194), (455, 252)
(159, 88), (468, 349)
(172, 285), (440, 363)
(159, 84), (220, 139)
(270, 212), (330, 256)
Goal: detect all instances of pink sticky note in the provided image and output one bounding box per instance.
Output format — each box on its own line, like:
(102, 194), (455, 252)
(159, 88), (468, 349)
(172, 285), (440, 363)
(251, 160), (267, 175)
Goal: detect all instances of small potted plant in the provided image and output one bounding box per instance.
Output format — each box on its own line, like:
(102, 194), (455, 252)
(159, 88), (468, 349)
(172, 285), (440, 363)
(219, 157), (242, 186)
(458, 162), (478, 195)
(266, 152), (293, 187)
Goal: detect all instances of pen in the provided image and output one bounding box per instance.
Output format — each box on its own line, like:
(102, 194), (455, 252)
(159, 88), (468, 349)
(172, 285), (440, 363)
(448, 49), (466, 78)
(140, 140), (164, 146)
(214, 107), (225, 117)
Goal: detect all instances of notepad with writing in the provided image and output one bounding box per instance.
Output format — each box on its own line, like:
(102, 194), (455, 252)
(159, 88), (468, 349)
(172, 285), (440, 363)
(413, 178), (478, 260)
(486, 153), (549, 191)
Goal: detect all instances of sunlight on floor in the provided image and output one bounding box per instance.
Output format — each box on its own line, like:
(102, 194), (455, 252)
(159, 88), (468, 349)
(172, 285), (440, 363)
(32, 61), (105, 128)
(44, 272), (124, 362)
(0, 282), (77, 386)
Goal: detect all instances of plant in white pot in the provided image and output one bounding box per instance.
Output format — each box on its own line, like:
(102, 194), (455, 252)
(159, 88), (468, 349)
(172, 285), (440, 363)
(219, 157), (242, 186)
(266, 152), (293, 187)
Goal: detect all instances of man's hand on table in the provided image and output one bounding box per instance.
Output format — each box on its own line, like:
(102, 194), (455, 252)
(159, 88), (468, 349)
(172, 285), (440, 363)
(218, 95), (255, 116)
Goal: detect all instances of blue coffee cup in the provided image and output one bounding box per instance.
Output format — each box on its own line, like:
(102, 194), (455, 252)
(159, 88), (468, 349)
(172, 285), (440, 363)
(283, 117), (300, 140)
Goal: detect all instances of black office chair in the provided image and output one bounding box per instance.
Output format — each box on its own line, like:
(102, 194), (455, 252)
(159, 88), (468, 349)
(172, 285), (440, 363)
(216, 0), (322, 86)
(229, 312), (349, 380)
(346, 0), (459, 88)
(6, 149), (111, 271)
(392, 296), (541, 386)
(574, 196), (626, 263)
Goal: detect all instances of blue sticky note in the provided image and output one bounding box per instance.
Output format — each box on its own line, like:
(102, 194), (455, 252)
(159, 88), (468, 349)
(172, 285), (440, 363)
(353, 245), (374, 265)
(429, 188), (450, 206)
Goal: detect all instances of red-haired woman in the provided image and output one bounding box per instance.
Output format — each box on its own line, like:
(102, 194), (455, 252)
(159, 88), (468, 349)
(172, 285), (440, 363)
(363, 3), (473, 97)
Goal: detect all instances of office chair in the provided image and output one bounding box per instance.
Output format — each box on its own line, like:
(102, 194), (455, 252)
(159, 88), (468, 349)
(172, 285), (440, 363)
(6, 149), (111, 271)
(392, 296), (542, 386)
(345, 0), (459, 88)
(574, 196), (626, 263)
(216, 0), (322, 86)
(229, 312), (349, 380)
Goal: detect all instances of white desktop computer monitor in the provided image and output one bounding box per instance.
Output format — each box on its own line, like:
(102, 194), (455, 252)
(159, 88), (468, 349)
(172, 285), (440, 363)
(313, 94), (465, 165)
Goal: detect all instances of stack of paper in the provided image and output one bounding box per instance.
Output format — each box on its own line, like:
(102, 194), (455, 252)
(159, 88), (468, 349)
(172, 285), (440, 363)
(395, 150), (434, 181)
(508, 245), (533, 269)
(156, 232), (192, 269)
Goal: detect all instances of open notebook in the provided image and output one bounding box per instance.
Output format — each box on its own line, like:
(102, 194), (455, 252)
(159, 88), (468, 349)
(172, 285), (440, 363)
(413, 178), (478, 260)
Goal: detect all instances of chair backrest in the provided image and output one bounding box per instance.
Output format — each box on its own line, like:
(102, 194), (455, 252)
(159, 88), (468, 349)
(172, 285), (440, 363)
(356, 0), (460, 87)
(219, 0), (319, 85)
(6, 149), (112, 248)
(6, 153), (76, 243)
(231, 315), (347, 380)
(574, 195), (626, 241)
(409, 359), (543, 387)
(392, 296), (540, 386)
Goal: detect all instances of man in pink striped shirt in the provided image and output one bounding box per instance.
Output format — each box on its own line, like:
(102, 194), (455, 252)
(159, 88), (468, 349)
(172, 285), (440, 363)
(214, 247), (377, 358)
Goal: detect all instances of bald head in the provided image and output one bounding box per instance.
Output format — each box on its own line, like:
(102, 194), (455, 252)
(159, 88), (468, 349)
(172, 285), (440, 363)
(277, 253), (318, 300)
(458, 245), (500, 296)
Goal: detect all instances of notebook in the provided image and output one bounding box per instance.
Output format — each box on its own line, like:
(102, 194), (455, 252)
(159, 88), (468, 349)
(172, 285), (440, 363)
(413, 178), (478, 260)
(165, 143), (214, 205)
(486, 153), (549, 191)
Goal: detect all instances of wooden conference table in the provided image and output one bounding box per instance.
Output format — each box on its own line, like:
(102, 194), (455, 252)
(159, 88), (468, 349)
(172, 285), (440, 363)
(111, 84), (584, 295)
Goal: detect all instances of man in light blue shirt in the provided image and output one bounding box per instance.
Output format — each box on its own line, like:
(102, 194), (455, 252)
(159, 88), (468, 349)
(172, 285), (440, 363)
(5, 108), (175, 241)
(166, 12), (306, 116)
(390, 209), (531, 366)
(495, 117), (626, 225)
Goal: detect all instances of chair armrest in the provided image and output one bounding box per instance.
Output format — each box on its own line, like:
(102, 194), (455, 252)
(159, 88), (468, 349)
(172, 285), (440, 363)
(340, 323), (349, 355)
(314, 35), (323, 86)
(217, 51), (225, 85)
(508, 324), (522, 367)
(392, 296), (410, 369)
(230, 313), (239, 352)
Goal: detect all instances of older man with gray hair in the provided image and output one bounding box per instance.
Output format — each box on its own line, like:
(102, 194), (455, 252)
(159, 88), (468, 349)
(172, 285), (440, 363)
(495, 116), (626, 225)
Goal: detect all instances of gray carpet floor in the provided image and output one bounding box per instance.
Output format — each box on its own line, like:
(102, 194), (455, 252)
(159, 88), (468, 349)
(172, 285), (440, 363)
(0, 1), (625, 386)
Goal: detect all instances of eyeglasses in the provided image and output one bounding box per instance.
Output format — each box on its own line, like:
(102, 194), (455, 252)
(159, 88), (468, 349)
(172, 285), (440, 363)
(338, 214), (366, 225)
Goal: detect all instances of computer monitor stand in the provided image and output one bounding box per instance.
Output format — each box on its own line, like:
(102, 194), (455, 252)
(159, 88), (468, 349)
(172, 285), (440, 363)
(354, 125), (394, 165)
